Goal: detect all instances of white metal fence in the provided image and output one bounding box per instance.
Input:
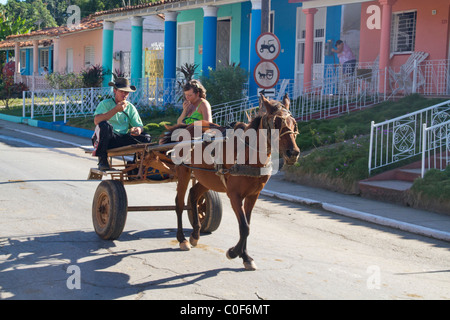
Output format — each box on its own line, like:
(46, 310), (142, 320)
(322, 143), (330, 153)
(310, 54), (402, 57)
(211, 59), (450, 126)
(22, 78), (182, 120)
(421, 120), (450, 177)
(21, 59), (450, 130)
(368, 99), (450, 175)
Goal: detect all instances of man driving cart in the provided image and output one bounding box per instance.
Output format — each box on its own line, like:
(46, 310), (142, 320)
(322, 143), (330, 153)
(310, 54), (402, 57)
(92, 77), (151, 171)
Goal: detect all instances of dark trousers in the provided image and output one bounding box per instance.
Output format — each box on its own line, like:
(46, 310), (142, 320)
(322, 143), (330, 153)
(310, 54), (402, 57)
(343, 59), (356, 75)
(92, 121), (151, 161)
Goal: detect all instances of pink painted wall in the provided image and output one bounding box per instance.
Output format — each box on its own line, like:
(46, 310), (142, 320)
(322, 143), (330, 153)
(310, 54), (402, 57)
(57, 29), (103, 73)
(360, 0), (450, 68)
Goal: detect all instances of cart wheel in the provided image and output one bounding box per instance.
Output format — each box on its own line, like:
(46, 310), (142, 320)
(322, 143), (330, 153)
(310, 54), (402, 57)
(188, 190), (222, 233)
(92, 180), (128, 240)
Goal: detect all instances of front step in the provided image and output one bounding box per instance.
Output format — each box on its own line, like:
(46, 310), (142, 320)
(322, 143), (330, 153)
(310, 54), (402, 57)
(359, 165), (422, 205)
(395, 168), (422, 182)
(359, 179), (413, 205)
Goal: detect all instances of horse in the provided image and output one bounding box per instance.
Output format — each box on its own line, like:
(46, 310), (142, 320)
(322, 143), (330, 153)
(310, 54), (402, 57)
(160, 94), (300, 270)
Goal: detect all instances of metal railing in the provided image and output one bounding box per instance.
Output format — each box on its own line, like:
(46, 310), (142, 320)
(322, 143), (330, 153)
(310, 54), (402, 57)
(421, 120), (450, 177)
(21, 59), (450, 128)
(22, 78), (182, 121)
(368, 99), (450, 175)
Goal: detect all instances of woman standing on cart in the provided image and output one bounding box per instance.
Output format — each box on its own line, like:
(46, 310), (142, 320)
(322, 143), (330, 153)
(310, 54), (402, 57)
(177, 80), (212, 125)
(92, 77), (151, 171)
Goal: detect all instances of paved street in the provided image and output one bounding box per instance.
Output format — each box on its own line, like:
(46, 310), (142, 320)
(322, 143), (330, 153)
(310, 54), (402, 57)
(0, 120), (449, 300)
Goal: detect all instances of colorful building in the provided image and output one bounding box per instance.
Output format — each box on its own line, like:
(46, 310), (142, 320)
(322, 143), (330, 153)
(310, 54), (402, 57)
(0, 16), (164, 84)
(93, 0), (351, 95)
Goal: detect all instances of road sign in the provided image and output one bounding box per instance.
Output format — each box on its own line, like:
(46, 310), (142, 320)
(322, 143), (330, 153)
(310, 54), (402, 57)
(256, 32), (281, 61)
(257, 88), (276, 97)
(254, 60), (280, 89)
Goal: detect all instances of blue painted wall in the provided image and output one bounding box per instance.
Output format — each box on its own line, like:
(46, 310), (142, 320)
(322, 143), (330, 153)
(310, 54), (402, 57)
(173, 1), (344, 85)
(325, 6), (342, 66)
(271, 1), (302, 80)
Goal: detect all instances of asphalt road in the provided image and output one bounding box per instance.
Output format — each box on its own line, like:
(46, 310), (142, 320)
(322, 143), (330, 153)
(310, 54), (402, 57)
(0, 120), (449, 301)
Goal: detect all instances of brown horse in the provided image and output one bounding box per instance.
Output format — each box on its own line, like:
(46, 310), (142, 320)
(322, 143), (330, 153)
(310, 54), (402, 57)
(161, 94), (300, 270)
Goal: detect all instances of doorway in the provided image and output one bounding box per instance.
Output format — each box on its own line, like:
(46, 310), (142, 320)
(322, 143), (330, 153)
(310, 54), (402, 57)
(216, 18), (231, 67)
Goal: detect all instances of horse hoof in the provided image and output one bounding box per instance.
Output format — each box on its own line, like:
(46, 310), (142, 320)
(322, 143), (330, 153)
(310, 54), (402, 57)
(179, 240), (191, 251)
(226, 248), (237, 260)
(189, 235), (198, 247)
(244, 261), (257, 271)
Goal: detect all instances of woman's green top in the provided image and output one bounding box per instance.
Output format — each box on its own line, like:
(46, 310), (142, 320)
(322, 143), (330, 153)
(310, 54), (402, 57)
(183, 102), (203, 124)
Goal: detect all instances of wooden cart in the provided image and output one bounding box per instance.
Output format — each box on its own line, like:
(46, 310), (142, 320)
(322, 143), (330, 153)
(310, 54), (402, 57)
(87, 142), (222, 240)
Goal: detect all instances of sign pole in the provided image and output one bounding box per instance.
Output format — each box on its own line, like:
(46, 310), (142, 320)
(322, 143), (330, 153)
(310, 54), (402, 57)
(261, 0), (269, 33)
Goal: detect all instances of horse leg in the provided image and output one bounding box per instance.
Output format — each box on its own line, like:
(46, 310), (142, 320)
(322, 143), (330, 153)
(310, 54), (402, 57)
(240, 194), (259, 271)
(187, 182), (208, 247)
(175, 168), (191, 251)
(226, 194), (255, 270)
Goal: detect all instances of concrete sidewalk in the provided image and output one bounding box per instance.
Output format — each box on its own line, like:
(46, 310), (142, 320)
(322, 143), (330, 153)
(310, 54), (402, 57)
(262, 173), (450, 243)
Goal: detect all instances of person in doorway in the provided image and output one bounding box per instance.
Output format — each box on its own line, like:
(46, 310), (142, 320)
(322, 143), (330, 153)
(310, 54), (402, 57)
(332, 40), (357, 75)
(92, 77), (151, 171)
(177, 79), (213, 125)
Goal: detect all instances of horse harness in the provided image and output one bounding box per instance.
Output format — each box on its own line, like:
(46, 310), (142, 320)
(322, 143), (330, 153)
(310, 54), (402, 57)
(177, 107), (299, 189)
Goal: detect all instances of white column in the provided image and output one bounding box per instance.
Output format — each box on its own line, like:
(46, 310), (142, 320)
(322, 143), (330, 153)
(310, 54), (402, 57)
(53, 37), (60, 73)
(33, 40), (39, 76)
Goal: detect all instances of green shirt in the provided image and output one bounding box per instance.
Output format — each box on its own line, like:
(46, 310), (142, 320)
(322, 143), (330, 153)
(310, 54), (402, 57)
(183, 102), (203, 125)
(94, 98), (143, 135)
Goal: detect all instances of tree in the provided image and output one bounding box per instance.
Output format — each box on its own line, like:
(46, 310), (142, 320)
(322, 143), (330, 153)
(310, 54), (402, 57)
(1, 0), (57, 30)
(0, 61), (28, 109)
(0, 11), (33, 41)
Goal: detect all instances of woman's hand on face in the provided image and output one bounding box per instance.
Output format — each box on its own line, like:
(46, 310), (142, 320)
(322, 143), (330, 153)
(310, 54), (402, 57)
(183, 100), (191, 110)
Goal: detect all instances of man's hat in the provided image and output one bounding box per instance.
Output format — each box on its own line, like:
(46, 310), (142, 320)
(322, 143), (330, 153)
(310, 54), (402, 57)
(109, 77), (136, 92)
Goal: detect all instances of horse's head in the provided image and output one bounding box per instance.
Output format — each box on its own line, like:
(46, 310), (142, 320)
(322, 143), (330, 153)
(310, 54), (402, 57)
(260, 93), (300, 165)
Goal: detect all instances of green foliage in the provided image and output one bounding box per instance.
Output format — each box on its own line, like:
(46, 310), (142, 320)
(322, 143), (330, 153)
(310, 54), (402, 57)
(411, 167), (450, 202)
(200, 64), (248, 106)
(296, 94), (447, 151)
(176, 63), (199, 84)
(0, 61), (28, 109)
(45, 72), (83, 89)
(0, 10), (33, 41)
(0, 0), (57, 32)
(175, 63), (199, 103)
(292, 135), (371, 183)
(81, 64), (105, 88)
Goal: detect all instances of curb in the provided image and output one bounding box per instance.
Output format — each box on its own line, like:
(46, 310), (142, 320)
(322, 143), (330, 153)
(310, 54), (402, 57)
(0, 113), (94, 138)
(260, 189), (450, 243)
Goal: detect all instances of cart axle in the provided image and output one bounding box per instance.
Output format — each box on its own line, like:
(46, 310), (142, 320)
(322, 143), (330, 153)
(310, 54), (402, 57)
(127, 205), (191, 212)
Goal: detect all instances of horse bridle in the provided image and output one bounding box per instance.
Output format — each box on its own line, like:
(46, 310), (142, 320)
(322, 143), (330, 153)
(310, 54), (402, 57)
(261, 107), (299, 138)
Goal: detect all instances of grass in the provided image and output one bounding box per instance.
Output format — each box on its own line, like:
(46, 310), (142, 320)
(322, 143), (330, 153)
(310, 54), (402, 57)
(410, 167), (450, 202)
(286, 94), (450, 196)
(296, 94), (447, 151)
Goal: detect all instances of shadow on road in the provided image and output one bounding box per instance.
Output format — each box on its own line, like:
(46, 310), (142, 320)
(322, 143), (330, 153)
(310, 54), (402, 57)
(0, 230), (242, 299)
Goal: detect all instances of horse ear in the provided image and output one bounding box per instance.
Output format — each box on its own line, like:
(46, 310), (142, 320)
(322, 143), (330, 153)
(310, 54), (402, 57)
(282, 93), (290, 110)
(259, 93), (269, 113)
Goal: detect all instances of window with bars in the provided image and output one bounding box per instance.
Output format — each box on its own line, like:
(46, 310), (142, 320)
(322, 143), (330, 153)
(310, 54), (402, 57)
(390, 11), (417, 53)
(20, 51), (26, 70)
(40, 49), (49, 69)
(177, 22), (195, 70)
(298, 28), (325, 64)
(84, 46), (95, 68)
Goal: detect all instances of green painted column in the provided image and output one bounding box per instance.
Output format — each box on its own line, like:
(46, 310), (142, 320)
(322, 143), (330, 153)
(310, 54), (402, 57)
(131, 16), (144, 81)
(102, 20), (115, 87)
